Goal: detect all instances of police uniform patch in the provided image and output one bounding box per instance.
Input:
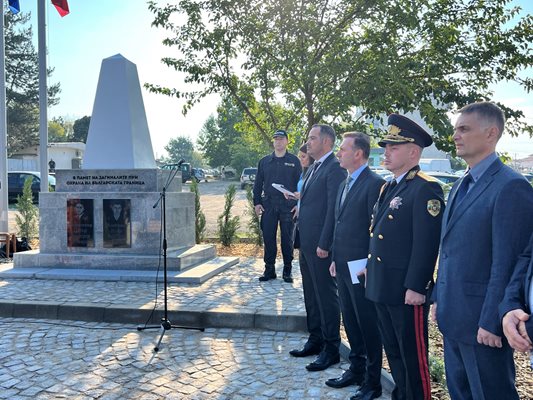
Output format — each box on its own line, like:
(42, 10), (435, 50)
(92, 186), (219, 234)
(427, 199), (441, 217)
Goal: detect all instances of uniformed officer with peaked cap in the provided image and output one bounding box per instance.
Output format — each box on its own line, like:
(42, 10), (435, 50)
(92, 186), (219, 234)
(364, 114), (444, 400)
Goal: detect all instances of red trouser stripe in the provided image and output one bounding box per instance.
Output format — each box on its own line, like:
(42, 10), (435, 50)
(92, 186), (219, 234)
(414, 305), (431, 400)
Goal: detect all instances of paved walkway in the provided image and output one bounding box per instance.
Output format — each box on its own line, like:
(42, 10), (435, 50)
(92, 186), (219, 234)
(0, 258), (391, 399)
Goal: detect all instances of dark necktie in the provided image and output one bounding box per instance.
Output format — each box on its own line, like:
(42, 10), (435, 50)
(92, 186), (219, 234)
(453, 173), (472, 207)
(303, 161), (321, 191)
(340, 176), (354, 206)
(379, 179), (397, 206)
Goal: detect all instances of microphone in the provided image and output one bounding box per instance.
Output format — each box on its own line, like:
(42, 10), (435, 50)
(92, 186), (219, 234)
(164, 159), (185, 168)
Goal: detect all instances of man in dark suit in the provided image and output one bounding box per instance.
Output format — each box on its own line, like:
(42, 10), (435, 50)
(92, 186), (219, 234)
(289, 124), (346, 371)
(433, 101), (533, 400)
(327, 132), (384, 400)
(500, 233), (533, 353)
(366, 114), (444, 400)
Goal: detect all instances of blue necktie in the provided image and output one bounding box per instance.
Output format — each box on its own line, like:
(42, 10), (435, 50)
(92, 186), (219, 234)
(453, 173), (472, 206)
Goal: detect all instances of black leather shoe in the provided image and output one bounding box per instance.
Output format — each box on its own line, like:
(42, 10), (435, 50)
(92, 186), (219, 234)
(282, 274), (293, 283)
(305, 352), (340, 371)
(350, 384), (382, 400)
(282, 265), (293, 283)
(289, 344), (322, 357)
(258, 273), (276, 282)
(325, 370), (364, 388)
(258, 265), (276, 282)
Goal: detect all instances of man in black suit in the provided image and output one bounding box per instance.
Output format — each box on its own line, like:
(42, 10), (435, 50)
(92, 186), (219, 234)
(366, 114), (444, 400)
(500, 233), (533, 354)
(289, 124), (346, 371)
(327, 132), (384, 400)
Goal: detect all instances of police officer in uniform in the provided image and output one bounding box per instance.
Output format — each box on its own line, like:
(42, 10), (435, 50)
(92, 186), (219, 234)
(365, 114), (444, 400)
(253, 130), (302, 282)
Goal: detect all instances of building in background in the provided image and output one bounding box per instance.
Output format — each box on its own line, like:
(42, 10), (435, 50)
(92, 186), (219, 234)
(8, 142), (85, 171)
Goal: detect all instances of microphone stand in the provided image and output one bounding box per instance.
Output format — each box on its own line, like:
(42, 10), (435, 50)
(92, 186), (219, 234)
(137, 162), (204, 351)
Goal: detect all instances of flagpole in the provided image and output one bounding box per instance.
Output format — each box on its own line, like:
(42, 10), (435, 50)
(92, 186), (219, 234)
(38, 0), (48, 195)
(0, 6), (9, 232)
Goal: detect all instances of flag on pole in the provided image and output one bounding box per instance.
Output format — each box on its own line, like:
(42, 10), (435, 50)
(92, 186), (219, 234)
(51, 0), (69, 17)
(8, 0), (21, 14)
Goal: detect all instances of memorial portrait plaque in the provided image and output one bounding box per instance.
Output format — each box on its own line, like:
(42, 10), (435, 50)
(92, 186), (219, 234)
(67, 199), (95, 247)
(103, 199), (131, 248)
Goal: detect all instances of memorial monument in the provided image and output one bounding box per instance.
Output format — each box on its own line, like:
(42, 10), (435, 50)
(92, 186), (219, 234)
(9, 54), (237, 282)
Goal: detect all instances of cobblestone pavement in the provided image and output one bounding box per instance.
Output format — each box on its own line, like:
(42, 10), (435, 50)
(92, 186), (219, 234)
(0, 258), (305, 314)
(0, 257), (391, 399)
(0, 319), (389, 400)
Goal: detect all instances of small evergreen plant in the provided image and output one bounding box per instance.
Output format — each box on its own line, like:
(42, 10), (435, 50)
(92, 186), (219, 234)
(217, 184), (240, 247)
(190, 179), (206, 243)
(245, 185), (262, 246)
(15, 177), (38, 239)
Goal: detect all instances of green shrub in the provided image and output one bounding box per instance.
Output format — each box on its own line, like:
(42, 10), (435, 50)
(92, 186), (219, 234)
(15, 177), (38, 239)
(190, 179), (206, 243)
(217, 184), (240, 247)
(245, 185), (262, 246)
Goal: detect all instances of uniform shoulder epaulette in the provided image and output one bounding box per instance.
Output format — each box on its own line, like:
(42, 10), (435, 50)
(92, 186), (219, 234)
(416, 171), (439, 182)
(406, 169), (418, 180)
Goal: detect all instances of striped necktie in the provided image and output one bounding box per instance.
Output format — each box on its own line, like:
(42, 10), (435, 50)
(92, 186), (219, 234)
(340, 176), (354, 206)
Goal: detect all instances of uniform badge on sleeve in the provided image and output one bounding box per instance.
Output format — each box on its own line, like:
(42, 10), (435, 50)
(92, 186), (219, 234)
(427, 199), (441, 217)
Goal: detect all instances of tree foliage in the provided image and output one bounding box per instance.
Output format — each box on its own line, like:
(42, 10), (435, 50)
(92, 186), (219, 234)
(48, 117), (73, 143)
(164, 136), (194, 163)
(15, 177), (38, 239)
(190, 178), (206, 243)
(148, 0), (532, 153)
(5, 11), (60, 156)
(72, 115), (91, 143)
(217, 184), (240, 247)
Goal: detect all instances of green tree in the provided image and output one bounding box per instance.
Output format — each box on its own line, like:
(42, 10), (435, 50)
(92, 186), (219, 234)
(197, 97), (242, 168)
(6, 11), (60, 156)
(190, 179), (206, 243)
(148, 0), (532, 153)
(15, 177), (38, 239)
(48, 119), (65, 143)
(164, 136), (194, 163)
(217, 184), (240, 247)
(48, 116), (74, 143)
(72, 116), (91, 142)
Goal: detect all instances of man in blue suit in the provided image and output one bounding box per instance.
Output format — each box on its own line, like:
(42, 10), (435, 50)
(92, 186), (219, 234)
(433, 101), (533, 400)
(289, 124), (346, 371)
(500, 233), (533, 354)
(327, 132), (385, 400)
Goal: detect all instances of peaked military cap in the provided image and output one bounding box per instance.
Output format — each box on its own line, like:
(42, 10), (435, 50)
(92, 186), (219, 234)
(378, 114), (433, 148)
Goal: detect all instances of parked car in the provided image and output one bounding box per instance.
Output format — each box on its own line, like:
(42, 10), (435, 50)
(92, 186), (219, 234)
(7, 171), (56, 203)
(240, 167), (258, 189)
(424, 171), (460, 184)
(160, 162), (192, 183)
(370, 167), (393, 181)
(191, 168), (206, 183)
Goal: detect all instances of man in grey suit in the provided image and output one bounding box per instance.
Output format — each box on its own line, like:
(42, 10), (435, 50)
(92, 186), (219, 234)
(433, 101), (533, 400)
(289, 124), (346, 372)
(327, 132), (385, 400)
